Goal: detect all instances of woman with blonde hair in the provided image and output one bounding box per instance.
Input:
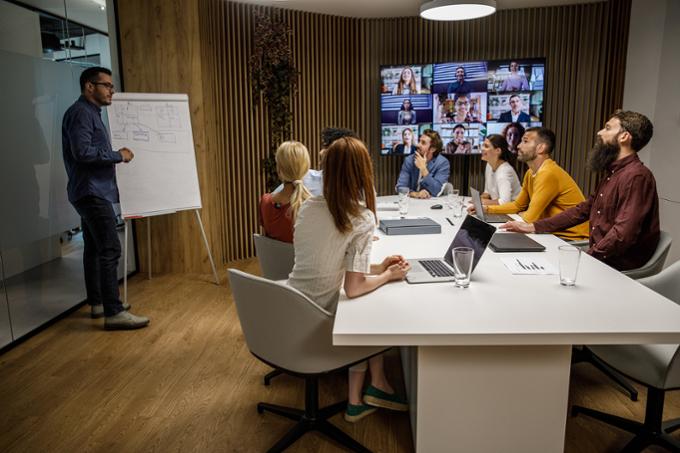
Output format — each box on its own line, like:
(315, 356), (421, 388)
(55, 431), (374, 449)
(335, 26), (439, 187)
(289, 136), (410, 422)
(259, 141), (312, 243)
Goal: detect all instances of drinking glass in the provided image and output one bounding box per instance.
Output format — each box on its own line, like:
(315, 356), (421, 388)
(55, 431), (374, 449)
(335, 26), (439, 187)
(558, 245), (582, 286)
(397, 187), (409, 217)
(446, 189), (460, 210)
(452, 247), (474, 288)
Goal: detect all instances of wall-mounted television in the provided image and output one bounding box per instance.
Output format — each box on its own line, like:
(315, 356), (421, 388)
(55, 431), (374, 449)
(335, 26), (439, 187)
(380, 59), (545, 156)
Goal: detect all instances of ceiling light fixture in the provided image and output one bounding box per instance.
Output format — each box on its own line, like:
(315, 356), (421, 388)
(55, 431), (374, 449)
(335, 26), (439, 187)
(420, 0), (496, 21)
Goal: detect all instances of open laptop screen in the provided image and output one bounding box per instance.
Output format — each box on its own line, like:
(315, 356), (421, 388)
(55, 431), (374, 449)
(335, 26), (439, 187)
(444, 215), (497, 271)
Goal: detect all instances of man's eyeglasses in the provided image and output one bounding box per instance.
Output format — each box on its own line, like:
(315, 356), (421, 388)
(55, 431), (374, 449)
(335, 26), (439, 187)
(92, 82), (115, 91)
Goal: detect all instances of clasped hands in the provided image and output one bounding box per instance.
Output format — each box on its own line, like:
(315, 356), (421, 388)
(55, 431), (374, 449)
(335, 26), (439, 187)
(378, 255), (411, 281)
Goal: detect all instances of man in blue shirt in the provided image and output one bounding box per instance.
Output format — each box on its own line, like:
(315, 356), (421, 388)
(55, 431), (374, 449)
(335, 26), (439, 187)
(62, 67), (149, 330)
(396, 129), (450, 198)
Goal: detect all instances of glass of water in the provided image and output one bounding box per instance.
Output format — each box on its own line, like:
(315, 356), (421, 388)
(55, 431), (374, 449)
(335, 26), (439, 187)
(558, 245), (581, 286)
(397, 187), (409, 217)
(452, 247), (474, 288)
(446, 189), (460, 210)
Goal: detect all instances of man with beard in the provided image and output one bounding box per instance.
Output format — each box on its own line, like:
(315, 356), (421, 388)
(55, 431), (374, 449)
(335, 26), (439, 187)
(396, 129), (450, 198)
(501, 111), (658, 271)
(470, 127), (589, 240)
(62, 67), (150, 329)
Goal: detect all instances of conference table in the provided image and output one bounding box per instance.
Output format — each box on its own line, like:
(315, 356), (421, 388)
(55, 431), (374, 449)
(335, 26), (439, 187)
(332, 195), (680, 453)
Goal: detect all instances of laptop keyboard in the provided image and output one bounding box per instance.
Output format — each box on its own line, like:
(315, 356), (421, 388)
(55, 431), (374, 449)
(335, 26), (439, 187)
(419, 260), (455, 277)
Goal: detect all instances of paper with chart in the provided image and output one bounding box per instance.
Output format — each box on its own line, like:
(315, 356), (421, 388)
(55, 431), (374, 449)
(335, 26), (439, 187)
(499, 256), (558, 275)
(107, 93), (202, 218)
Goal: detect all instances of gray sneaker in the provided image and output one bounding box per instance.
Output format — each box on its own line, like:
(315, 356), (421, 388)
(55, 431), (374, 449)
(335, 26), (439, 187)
(104, 311), (150, 330)
(91, 302), (131, 319)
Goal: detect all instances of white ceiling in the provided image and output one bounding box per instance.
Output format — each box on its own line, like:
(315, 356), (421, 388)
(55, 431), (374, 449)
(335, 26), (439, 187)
(12, 0), (605, 32)
(16, 0), (109, 33)
(239, 0), (604, 18)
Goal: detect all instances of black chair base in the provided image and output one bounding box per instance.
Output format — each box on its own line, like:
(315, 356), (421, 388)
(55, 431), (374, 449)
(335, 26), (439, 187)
(264, 369), (284, 386)
(257, 375), (371, 453)
(573, 346), (638, 401)
(573, 387), (680, 453)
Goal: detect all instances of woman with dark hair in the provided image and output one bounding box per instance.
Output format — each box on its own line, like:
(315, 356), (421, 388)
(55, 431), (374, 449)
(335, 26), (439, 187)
(480, 134), (521, 205)
(393, 127), (417, 155)
(397, 98), (417, 125)
(503, 122), (525, 154)
(392, 67), (418, 95)
(288, 136), (410, 422)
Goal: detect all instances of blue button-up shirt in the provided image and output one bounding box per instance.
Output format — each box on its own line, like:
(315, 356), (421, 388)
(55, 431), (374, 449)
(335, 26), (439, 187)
(396, 153), (450, 196)
(62, 96), (122, 204)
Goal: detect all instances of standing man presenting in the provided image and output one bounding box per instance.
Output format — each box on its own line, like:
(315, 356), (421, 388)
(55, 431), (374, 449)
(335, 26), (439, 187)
(62, 67), (149, 330)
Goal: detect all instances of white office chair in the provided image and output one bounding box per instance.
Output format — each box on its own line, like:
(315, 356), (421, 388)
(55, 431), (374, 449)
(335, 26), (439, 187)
(575, 232), (672, 401)
(253, 233), (296, 385)
(621, 231), (672, 279)
(570, 231), (672, 280)
(253, 233), (295, 281)
(572, 259), (680, 452)
(228, 269), (388, 452)
(439, 182), (454, 197)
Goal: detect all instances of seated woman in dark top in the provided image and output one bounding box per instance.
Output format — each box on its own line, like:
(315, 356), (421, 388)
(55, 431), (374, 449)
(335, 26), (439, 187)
(392, 127), (417, 155)
(397, 98), (417, 125)
(259, 141), (312, 243)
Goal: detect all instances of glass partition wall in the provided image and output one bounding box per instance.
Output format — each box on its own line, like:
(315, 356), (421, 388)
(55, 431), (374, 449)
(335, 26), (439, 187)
(0, 0), (135, 348)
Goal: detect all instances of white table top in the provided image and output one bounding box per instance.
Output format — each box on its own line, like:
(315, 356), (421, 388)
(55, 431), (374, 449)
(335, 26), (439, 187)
(333, 196), (680, 346)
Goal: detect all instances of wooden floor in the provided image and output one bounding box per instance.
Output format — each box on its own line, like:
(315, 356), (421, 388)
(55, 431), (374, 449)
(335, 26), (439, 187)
(1, 259), (679, 453)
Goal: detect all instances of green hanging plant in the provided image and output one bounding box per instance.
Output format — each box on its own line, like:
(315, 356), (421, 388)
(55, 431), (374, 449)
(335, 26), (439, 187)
(250, 10), (299, 191)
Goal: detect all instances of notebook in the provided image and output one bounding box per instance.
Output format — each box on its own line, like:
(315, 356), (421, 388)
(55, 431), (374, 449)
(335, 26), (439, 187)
(488, 233), (546, 252)
(469, 187), (514, 223)
(406, 215), (496, 284)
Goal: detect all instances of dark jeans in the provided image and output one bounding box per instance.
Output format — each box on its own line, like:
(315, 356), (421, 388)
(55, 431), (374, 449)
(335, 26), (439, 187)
(73, 196), (124, 317)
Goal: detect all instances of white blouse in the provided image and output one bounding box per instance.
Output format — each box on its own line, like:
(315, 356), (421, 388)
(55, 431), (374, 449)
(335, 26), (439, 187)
(288, 196), (375, 314)
(483, 161), (521, 204)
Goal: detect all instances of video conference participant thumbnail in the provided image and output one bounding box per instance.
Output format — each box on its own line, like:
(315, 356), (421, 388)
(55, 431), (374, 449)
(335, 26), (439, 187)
(488, 59), (545, 93)
(381, 65), (433, 95)
(380, 95), (433, 126)
(431, 62), (488, 95)
(433, 92), (486, 124)
(439, 123), (483, 155)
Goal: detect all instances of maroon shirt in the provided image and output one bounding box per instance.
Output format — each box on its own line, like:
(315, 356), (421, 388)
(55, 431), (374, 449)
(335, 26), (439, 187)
(534, 154), (659, 271)
(259, 193), (294, 243)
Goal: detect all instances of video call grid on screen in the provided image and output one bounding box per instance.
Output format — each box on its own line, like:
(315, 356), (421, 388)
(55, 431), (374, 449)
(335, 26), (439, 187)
(380, 58), (545, 156)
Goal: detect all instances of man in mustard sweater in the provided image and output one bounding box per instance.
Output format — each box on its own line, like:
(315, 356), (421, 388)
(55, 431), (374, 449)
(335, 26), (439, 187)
(471, 127), (589, 240)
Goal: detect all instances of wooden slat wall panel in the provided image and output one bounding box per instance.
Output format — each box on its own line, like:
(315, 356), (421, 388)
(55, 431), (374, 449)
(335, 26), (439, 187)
(118, 0), (630, 267)
(116, 0), (224, 273)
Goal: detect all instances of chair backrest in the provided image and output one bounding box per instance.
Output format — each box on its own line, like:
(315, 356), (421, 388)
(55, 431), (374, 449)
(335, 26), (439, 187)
(253, 233), (295, 280)
(622, 231), (672, 279)
(440, 182), (454, 197)
(638, 259), (680, 388)
(227, 269), (385, 374)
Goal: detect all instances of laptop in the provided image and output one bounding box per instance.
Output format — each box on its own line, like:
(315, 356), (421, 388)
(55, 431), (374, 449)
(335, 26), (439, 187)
(406, 215), (496, 284)
(489, 233), (546, 252)
(469, 187), (514, 223)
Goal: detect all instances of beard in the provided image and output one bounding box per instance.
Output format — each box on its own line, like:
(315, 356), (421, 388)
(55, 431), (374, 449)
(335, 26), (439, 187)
(588, 138), (619, 172)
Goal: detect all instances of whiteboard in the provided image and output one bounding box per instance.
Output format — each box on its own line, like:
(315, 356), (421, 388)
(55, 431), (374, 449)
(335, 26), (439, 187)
(107, 93), (202, 218)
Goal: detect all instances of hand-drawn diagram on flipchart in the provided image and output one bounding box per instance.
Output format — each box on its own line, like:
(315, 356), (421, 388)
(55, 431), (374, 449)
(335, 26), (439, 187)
(107, 93), (202, 218)
(110, 101), (187, 152)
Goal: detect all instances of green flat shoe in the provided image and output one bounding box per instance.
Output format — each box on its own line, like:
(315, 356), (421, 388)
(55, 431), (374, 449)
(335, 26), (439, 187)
(363, 385), (409, 412)
(344, 403), (377, 423)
